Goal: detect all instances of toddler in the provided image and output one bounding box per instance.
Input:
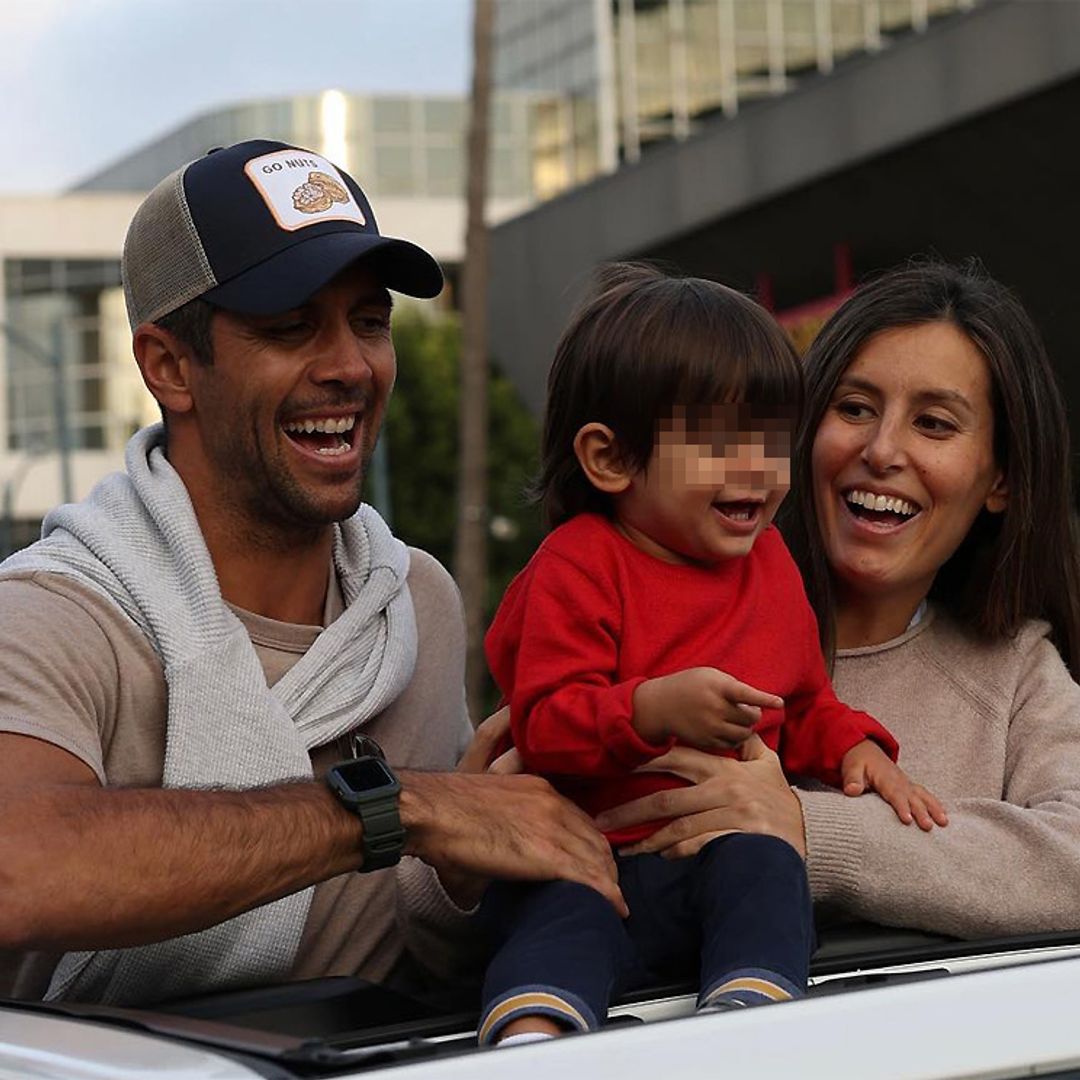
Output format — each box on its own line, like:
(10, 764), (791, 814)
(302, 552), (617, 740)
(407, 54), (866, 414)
(480, 264), (945, 1046)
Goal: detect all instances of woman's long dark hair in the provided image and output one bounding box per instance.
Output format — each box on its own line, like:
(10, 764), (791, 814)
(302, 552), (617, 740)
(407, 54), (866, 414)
(782, 259), (1080, 677)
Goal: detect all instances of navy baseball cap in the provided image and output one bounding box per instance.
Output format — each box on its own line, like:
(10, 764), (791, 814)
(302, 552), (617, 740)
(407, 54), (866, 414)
(122, 139), (443, 329)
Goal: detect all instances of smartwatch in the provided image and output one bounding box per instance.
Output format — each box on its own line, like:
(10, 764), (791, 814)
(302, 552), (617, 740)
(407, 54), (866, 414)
(326, 742), (405, 872)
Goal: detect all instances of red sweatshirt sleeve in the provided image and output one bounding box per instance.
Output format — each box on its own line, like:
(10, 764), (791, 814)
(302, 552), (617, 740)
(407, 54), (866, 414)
(778, 598), (899, 787)
(485, 546), (674, 777)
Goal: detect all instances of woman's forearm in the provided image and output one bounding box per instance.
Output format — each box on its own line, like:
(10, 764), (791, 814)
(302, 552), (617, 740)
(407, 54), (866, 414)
(800, 787), (1080, 937)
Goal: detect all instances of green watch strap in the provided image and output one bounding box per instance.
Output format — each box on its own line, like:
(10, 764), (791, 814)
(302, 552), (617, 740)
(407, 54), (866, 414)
(326, 752), (405, 872)
(357, 795), (405, 871)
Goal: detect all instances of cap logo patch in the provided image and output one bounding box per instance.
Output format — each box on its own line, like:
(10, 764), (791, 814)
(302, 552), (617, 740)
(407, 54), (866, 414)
(293, 171), (350, 213)
(244, 150), (366, 232)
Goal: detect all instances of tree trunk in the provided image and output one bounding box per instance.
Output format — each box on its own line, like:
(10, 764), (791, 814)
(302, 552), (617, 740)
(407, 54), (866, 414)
(455, 0), (495, 722)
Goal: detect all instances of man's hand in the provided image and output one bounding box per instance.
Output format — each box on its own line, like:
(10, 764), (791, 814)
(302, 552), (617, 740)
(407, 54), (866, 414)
(840, 740), (949, 831)
(437, 707), (523, 906)
(596, 735), (806, 859)
(632, 668), (784, 750)
(399, 770), (628, 916)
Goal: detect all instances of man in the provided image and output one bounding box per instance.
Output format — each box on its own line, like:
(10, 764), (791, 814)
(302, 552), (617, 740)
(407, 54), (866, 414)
(0, 140), (622, 1007)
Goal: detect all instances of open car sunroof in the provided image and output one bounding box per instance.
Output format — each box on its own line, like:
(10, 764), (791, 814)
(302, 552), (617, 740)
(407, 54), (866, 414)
(7, 923), (1080, 1077)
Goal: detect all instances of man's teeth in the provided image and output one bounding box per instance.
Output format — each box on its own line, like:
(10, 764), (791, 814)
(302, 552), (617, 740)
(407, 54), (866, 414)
(282, 416), (356, 435)
(846, 490), (918, 516)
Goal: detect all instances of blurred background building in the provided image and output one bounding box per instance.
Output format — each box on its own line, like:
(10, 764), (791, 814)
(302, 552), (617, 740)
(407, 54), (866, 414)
(493, 0), (979, 199)
(487, 0), (1080, 436)
(0, 193), (145, 552)
(3, 0), (1078, 552)
(0, 88), (544, 549)
(74, 90), (544, 211)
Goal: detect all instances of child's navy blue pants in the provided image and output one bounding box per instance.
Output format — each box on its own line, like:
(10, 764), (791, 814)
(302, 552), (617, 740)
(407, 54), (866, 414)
(478, 833), (812, 1044)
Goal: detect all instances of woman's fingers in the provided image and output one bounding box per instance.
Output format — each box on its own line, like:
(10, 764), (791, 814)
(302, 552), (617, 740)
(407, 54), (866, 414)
(595, 780), (731, 833)
(488, 747), (523, 775)
(708, 718), (760, 748)
(634, 745), (721, 783)
(457, 706), (511, 773)
(620, 822), (736, 860)
(607, 734), (805, 857)
(737, 733), (772, 762)
(635, 744), (750, 781)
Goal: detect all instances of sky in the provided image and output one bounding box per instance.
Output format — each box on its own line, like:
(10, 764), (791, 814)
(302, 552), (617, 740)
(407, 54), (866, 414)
(4, 0), (472, 193)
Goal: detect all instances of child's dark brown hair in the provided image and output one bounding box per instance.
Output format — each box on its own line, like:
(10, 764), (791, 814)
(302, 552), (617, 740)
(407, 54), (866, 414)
(534, 262), (803, 528)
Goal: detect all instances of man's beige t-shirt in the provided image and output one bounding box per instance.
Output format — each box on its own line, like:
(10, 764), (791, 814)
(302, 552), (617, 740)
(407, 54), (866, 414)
(0, 548), (472, 999)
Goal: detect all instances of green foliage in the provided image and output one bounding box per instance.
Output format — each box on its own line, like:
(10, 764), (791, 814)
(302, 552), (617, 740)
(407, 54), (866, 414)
(379, 309), (544, 627)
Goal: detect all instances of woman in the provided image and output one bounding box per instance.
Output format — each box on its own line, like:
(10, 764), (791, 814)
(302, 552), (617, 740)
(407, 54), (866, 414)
(596, 260), (1080, 938)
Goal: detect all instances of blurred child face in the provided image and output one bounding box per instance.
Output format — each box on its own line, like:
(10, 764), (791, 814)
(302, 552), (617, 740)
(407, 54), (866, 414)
(614, 405), (792, 565)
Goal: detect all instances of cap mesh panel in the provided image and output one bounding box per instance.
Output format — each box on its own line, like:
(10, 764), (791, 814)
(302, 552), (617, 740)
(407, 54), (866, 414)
(122, 165), (217, 329)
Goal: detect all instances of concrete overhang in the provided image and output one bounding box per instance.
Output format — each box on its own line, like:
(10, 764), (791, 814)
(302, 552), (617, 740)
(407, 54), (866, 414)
(489, 0), (1080, 413)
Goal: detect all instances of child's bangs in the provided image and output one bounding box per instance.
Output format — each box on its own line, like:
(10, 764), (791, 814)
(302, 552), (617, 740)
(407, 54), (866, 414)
(669, 293), (803, 431)
(676, 402), (796, 450)
(722, 347), (803, 423)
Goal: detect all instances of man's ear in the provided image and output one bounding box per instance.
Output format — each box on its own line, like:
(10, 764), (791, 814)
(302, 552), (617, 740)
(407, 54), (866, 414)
(573, 423), (632, 494)
(985, 470), (1008, 515)
(132, 323), (196, 417)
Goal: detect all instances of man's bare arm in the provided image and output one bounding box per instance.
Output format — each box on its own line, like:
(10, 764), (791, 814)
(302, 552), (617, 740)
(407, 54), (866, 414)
(0, 733), (366, 950)
(0, 733), (625, 952)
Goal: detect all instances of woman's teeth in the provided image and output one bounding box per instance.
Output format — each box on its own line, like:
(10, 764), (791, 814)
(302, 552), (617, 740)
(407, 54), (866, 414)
(845, 489), (919, 517)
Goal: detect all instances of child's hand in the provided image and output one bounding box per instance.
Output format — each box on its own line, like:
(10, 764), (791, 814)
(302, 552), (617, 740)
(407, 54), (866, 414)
(632, 667), (783, 750)
(840, 740), (949, 830)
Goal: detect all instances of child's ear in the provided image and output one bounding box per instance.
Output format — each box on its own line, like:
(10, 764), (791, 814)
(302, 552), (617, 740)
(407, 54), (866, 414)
(573, 423), (632, 494)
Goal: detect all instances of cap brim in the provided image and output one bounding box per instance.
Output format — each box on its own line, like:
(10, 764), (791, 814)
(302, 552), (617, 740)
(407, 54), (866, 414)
(201, 231), (443, 313)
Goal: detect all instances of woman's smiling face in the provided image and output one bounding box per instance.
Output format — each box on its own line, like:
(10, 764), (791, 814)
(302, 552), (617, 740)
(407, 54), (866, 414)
(811, 320), (1008, 614)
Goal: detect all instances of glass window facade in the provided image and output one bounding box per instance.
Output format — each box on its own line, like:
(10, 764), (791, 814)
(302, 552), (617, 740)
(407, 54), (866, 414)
(3, 259), (154, 453)
(495, 0), (983, 197)
(73, 91), (550, 204)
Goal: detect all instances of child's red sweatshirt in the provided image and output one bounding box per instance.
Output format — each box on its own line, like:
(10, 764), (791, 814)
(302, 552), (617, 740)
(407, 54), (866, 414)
(485, 513), (898, 845)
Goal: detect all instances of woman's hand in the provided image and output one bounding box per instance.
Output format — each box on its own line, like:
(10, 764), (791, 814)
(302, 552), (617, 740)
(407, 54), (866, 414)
(840, 740), (949, 830)
(595, 735), (807, 859)
(456, 706), (522, 775)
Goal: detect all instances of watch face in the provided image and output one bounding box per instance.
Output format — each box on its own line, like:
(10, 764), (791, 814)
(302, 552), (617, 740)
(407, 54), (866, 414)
(337, 757), (397, 793)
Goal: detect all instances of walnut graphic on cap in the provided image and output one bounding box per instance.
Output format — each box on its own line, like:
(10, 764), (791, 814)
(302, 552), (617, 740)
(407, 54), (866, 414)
(292, 171), (352, 214)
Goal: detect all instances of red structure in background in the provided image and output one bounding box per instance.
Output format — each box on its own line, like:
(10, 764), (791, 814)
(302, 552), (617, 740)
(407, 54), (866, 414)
(760, 244), (856, 355)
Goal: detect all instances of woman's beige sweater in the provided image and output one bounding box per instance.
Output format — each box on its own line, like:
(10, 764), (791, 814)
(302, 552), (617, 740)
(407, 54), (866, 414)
(798, 606), (1080, 938)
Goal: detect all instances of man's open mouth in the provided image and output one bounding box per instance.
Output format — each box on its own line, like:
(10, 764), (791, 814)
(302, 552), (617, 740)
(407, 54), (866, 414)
(281, 415), (358, 457)
(844, 488), (921, 526)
